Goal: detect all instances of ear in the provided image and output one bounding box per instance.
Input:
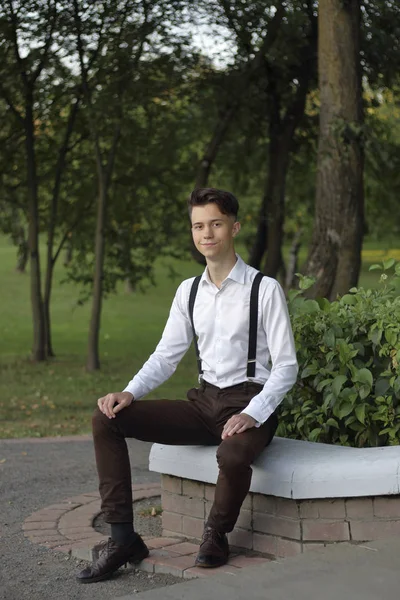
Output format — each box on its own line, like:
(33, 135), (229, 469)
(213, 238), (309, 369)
(232, 222), (241, 237)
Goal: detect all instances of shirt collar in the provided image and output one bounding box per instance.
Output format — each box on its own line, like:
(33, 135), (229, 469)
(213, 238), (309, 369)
(200, 254), (246, 286)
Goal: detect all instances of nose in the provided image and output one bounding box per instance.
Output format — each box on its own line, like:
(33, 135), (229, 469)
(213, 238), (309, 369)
(203, 225), (213, 238)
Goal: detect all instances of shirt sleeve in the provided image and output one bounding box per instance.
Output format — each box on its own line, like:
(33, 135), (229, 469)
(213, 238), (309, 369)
(241, 280), (298, 424)
(123, 280), (193, 400)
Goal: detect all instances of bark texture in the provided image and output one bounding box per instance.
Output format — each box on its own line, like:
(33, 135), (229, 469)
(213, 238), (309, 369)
(86, 124), (121, 371)
(44, 99), (79, 357)
(26, 96), (46, 361)
(304, 0), (364, 299)
(86, 182), (107, 372)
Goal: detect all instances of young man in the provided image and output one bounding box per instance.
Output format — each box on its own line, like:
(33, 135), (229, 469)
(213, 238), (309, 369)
(77, 188), (298, 584)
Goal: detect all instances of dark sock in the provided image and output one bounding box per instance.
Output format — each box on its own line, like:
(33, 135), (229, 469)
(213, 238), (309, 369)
(110, 522), (135, 545)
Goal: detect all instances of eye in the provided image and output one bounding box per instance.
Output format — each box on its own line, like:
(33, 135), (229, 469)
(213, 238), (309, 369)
(213, 222), (222, 227)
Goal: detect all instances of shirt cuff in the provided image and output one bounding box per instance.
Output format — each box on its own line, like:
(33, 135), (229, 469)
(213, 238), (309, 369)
(122, 381), (143, 400)
(240, 408), (261, 427)
(241, 395), (275, 425)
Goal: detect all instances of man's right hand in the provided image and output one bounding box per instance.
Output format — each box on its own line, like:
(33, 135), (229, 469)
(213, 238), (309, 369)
(97, 392), (133, 419)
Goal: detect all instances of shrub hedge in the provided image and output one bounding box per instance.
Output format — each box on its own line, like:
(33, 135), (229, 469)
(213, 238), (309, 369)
(277, 260), (400, 447)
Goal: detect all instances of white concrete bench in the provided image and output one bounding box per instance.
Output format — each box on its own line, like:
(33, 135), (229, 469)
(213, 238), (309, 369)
(149, 437), (400, 558)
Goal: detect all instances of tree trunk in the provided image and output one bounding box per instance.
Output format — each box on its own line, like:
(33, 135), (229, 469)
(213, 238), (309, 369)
(192, 8), (286, 266)
(262, 132), (290, 277)
(86, 124), (121, 371)
(86, 182), (107, 372)
(125, 278), (136, 294)
(195, 104), (238, 189)
(249, 94), (307, 274)
(249, 11), (317, 276)
(16, 239), (29, 273)
(25, 96), (46, 361)
(284, 229), (302, 293)
(248, 185), (268, 269)
(304, 0), (364, 299)
(63, 236), (73, 266)
(14, 226), (28, 273)
(44, 100), (79, 357)
(190, 103), (239, 265)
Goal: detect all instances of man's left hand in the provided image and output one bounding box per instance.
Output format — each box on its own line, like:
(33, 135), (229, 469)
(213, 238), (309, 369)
(221, 414), (257, 440)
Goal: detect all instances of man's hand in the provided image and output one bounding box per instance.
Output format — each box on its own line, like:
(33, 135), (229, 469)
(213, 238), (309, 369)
(221, 413), (257, 440)
(97, 392), (133, 419)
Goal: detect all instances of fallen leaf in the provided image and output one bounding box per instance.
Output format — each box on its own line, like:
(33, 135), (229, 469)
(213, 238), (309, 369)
(0, 459), (6, 464)
(151, 507), (156, 516)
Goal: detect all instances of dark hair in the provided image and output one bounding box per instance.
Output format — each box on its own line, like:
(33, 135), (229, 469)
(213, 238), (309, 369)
(188, 188), (239, 220)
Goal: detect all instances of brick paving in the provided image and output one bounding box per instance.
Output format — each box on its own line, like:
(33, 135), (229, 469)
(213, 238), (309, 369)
(22, 483), (271, 579)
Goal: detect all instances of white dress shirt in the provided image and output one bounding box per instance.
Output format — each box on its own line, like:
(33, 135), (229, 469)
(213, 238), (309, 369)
(123, 254), (298, 424)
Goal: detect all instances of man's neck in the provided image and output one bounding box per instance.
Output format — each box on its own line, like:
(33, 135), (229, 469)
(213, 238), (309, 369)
(206, 253), (237, 289)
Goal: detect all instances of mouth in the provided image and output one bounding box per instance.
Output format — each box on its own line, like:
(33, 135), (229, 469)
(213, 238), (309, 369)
(201, 243), (217, 247)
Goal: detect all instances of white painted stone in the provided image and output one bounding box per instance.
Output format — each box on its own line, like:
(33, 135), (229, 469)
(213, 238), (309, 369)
(149, 437), (400, 500)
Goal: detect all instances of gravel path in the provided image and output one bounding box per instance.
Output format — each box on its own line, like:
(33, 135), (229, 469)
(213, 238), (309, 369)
(0, 436), (182, 600)
(94, 497), (162, 539)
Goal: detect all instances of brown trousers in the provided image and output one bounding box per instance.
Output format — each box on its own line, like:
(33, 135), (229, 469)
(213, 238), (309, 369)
(92, 381), (278, 533)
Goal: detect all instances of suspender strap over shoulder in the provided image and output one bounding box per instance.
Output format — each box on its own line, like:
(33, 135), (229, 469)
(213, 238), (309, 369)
(247, 271), (264, 377)
(188, 271), (264, 379)
(188, 275), (202, 376)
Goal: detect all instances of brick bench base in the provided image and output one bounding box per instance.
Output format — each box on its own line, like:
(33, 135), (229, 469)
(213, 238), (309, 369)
(161, 475), (400, 558)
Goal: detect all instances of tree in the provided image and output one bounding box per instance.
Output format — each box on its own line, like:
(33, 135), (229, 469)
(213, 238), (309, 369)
(363, 88), (400, 242)
(196, 1), (317, 278)
(0, 0), (88, 358)
(247, 0), (317, 277)
(70, 0), (191, 370)
(0, 0), (62, 360)
(303, 0), (364, 299)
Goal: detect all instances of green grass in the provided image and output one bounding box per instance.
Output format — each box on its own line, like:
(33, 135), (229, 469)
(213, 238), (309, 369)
(0, 235), (398, 438)
(0, 237), (202, 438)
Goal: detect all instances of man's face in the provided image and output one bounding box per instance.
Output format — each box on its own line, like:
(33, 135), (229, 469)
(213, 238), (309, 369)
(191, 203), (240, 260)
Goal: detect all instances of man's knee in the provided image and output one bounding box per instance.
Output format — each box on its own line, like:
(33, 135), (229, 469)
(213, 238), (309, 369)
(92, 406), (109, 434)
(216, 440), (253, 472)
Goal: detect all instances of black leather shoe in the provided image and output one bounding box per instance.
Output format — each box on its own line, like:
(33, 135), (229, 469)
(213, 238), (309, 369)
(76, 534), (149, 584)
(195, 526), (229, 568)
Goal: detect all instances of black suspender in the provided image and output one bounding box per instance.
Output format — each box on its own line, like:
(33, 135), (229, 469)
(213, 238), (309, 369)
(188, 271), (264, 379)
(247, 271), (264, 377)
(188, 275), (202, 376)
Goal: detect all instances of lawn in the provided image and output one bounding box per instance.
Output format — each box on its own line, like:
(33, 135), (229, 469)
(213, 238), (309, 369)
(0, 235), (398, 438)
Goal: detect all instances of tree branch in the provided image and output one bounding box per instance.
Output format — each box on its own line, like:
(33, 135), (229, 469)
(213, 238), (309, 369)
(32, 0), (58, 84)
(0, 82), (24, 124)
(72, 0), (104, 174)
(52, 197), (95, 266)
(219, 1), (252, 53)
(7, 0), (28, 89)
(105, 124), (122, 191)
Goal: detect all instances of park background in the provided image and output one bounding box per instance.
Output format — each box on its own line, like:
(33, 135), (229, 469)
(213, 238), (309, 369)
(0, 0), (399, 443)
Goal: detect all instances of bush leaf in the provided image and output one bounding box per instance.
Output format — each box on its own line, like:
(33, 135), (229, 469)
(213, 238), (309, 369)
(355, 403), (366, 424)
(353, 368), (373, 388)
(332, 375), (347, 397)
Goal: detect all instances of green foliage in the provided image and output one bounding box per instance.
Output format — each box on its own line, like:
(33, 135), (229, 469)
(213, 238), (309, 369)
(278, 263), (400, 447)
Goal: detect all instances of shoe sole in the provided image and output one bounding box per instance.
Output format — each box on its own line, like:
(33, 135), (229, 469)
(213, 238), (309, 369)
(194, 557), (229, 569)
(129, 548), (150, 564)
(76, 548), (150, 584)
(77, 570), (118, 584)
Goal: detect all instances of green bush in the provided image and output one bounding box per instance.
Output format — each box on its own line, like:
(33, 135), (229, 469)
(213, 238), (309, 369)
(277, 260), (400, 447)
